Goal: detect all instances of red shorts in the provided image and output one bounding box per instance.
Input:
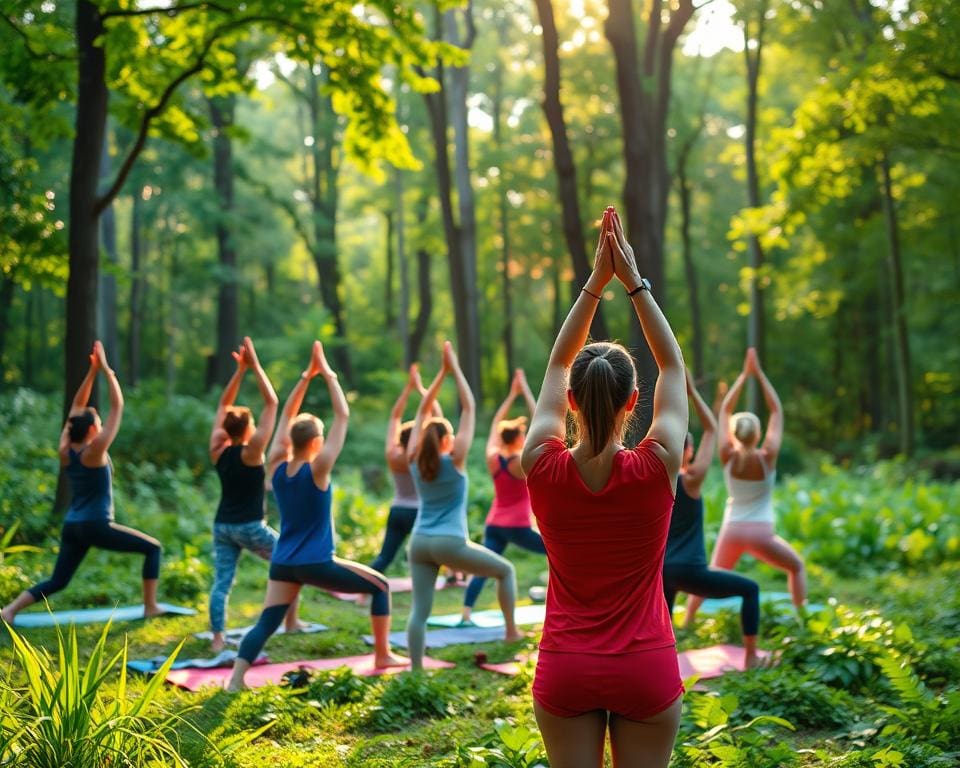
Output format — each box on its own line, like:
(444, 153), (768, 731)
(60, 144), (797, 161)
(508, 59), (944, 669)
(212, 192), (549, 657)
(532, 646), (684, 721)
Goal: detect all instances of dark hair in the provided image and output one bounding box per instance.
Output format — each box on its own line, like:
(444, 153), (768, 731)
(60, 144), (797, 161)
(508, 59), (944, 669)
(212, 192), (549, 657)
(290, 414), (323, 451)
(417, 418), (451, 482)
(67, 408), (97, 443)
(568, 342), (637, 457)
(399, 420), (416, 449)
(499, 416), (527, 446)
(223, 406), (253, 441)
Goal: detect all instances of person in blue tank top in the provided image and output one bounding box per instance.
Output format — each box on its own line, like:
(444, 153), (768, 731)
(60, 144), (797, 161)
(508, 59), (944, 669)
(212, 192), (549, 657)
(207, 336), (305, 653)
(405, 342), (520, 671)
(227, 341), (406, 690)
(2, 341), (164, 625)
(661, 369), (760, 669)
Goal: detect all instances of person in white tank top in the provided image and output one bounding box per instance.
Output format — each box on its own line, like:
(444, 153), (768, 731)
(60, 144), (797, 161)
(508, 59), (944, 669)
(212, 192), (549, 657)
(684, 348), (807, 627)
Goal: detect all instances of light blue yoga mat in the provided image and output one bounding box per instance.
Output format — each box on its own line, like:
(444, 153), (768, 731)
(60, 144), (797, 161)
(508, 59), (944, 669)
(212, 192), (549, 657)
(127, 649), (266, 674)
(364, 625), (507, 649)
(426, 602), (546, 629)
(674, 591), (823, 615)
(12, 603), (196, 628)
(192, 621), (328, 644)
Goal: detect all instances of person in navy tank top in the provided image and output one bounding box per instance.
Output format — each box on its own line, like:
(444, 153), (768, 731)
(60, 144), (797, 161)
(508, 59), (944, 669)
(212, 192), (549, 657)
(460, 368), (546, 624)
(2, 342), (164, 625)
(521, 208), (688, 767)
(206, 336), (305, 652)
(662, 369), (760, 669)
(227, 342), (406, 690)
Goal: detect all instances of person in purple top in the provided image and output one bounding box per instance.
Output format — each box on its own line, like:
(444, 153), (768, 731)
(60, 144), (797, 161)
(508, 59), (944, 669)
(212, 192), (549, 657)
(226, 341), (406, 691)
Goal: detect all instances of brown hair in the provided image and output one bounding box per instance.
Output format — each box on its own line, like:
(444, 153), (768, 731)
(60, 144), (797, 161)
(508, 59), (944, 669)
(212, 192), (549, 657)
(730, 412), (761, 447)
(417, 417), (452, 482)
(498, 416), (527, 446)
(290, 414), (323, 451)
(399, 420), (416, 449)
(223, 406), (253, 441)
(568, 342), (637, 457)
(67, 408), (97, 443)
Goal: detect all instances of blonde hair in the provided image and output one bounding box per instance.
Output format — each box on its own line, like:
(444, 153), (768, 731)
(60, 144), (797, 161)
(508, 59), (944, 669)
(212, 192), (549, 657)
(730, 412), (761, 447)
(290, 414), (324, 451)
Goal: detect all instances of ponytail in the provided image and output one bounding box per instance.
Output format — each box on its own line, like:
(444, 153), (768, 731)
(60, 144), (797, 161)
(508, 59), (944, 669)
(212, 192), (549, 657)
(569, 342), (637, 457)
(417, 418), (451, 482)
(67, 409), (97, 443)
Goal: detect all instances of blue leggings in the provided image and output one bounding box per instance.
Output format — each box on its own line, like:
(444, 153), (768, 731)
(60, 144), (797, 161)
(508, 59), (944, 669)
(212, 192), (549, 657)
(237, 558), (390, 662)
(370, 505), (418, 575)
(662, 563), (760, 636)
(463, 525), (546, 608)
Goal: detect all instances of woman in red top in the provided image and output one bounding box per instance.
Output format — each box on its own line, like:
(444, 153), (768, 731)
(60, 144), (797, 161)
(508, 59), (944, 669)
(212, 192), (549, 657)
(521, 207), (688, 767)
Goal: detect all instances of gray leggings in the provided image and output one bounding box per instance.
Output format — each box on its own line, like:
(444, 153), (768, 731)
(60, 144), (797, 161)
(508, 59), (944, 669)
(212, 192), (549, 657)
(406, 534), (517, 669)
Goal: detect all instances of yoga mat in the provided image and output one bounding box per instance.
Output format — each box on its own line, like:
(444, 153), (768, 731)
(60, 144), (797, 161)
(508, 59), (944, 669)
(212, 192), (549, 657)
(674, 592), (823, 616)
(127, 649), (268, 674)
(166, 654), (455, 691)
(364, 625), (508, 649)
(427, 603), (546, 629)
(193, 621), (328, 644)
(328, 575), (466, 602)
(478, 644), (771, 678)
(12, 603), (196, 628)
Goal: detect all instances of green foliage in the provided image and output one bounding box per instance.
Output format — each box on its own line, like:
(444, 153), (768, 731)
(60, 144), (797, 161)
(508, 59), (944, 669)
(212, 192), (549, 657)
(442, 719), (548, 768)
(355, 672), (459, 732)
(875, 654), (960, 752)
(162, 544), (213, 603)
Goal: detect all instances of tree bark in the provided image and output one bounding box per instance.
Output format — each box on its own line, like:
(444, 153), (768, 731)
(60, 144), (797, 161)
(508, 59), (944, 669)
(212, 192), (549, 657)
(396, 167), (411, 366)
(98, 132), (120, 373)
(128, 189), (144, 387)
(385, 210), (395, 330)
(743, 1), (768, 411)
(0, 271), (16, 385)
(676, 155), (703, 378)
(879, 153), (914, 456)
(408, 195), (432, 364)
(23, 287), (35, 387)
(207, 93), (239, 389)
(605, 0), (695, 389)
(533, 0), (607, 341)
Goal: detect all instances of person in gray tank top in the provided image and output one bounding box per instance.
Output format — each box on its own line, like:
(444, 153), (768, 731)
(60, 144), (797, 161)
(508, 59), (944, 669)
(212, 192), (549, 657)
(369, 365), (441, 575)
(405, 342), (521, 670)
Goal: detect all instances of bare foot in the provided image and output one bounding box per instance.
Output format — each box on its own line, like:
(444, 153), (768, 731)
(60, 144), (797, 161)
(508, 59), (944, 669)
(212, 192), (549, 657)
(374, 653), (410, 669)
(211, 635), (226, 654)
(744, 650), (760, 670)
(0, 609), (15, 625)
(283, 619), (313, 634)
(504, 629), (527, 643)
(225, 679), (247, 693)
(143, 605), (166, 619)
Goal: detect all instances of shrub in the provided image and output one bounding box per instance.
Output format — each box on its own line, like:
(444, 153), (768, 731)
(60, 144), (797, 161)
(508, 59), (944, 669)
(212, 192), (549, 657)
(355, 672), (459, 732)
(162, 544), (213, 603)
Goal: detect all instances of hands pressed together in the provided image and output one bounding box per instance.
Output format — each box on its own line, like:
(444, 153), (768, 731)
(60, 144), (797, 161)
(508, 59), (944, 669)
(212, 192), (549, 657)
(589, 206), (645, 294)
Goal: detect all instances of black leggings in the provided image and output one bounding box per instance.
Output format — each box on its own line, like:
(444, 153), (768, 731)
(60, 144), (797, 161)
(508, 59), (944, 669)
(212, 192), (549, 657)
(370, 505), (418, 574)
(28, 520), (162, 601)
(663, 563), (760, 636)
(238, 558), (390, 663)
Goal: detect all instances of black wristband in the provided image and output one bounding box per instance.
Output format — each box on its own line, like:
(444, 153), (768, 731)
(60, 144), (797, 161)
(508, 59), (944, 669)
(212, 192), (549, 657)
(626, 278), (651, 297)
(581, 286), (602, 300)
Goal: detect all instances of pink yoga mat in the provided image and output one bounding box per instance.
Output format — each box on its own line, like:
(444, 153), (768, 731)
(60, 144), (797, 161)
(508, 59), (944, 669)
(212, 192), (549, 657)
(328, 576), (466, 602)
(478, 644), (770, 678)
(167, 654), (455, 691)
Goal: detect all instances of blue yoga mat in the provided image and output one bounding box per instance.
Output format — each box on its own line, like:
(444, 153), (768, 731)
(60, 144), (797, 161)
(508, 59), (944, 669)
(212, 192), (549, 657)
(192, 621), (329, 644)
(426, 603), (546, 629)
(127, 649), (266, 674)
(13, 603), (196, 628)
(364, 625), (507, 649)
(674, 591), (823, 615)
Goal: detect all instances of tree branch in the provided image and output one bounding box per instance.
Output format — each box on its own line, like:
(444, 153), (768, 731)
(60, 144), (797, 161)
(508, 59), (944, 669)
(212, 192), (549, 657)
(100, 2), (231, 21)
(1, 12), (74, 61)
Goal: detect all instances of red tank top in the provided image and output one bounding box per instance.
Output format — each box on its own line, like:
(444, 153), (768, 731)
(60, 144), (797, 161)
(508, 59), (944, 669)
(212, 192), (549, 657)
(527, 437), (676, 654)
(486, 455), (534, 528)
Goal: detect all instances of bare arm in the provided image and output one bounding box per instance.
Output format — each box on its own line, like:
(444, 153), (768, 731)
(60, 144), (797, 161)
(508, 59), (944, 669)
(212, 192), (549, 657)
(86, 343), (123, 458)
(683, 368), (717, 493)
(407, 364), (447, 464)
(386, 369), (416, 463)
(718, 371), (748, 465)
(522, 210), (616, 474)
(751, 351), (783, 459)
(267, 361), (317, 480)
(312, 357), (349, 483)
(518, 370), (537, 416)
(486, 389), (518, 461)
(69, 358), (98, 416)
(210, 347), (246, 461)
(609, 211), (687, 479)
(444, 344), (475, 470)
(243, 338), (279, 463)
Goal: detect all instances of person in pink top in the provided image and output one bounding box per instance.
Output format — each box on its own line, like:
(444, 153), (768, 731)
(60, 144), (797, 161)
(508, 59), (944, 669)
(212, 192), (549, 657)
(521, 207), (688, 768)
(460, 369), (545, 624)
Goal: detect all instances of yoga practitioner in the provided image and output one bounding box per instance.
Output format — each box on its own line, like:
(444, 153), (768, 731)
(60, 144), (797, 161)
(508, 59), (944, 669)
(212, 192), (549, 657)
(369, 364), (441, 576)
(460, 368), (545, 624)
(684, 349), (806, 625)
(2, 342), (164, 624)
(521, 207), (687, 768)
(662, 368), (760, 669)
(406, 342), (521, 670)
(207, 336), (305, 653)
(226, 342), (405, 690)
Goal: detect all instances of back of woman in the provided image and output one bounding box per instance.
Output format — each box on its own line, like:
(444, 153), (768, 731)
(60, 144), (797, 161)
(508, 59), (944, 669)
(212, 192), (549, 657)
(528, 438), (674, 652)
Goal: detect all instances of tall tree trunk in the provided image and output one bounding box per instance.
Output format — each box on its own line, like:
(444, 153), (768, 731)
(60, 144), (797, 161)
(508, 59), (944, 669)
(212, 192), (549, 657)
(879, 153), (914, 456)
(396, 167), (411, 366)
(24, 287), (35, 386)
(605, 0), (695, 389)
(676, 155), (703, 377)
(445, 3), (482, 399)
(533, 0), (607, 341)
(408, 195), (432, 363)
(128, 190), (144, 387)
(742, 1), (768, 410)
(492, 15), (514, 379)
(0, 271), (16, 385)
(60, 0), (108, 512)
(98, 133), (120, 372)
(207, 94), (239, 389)
(385, 210), (395, 330)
